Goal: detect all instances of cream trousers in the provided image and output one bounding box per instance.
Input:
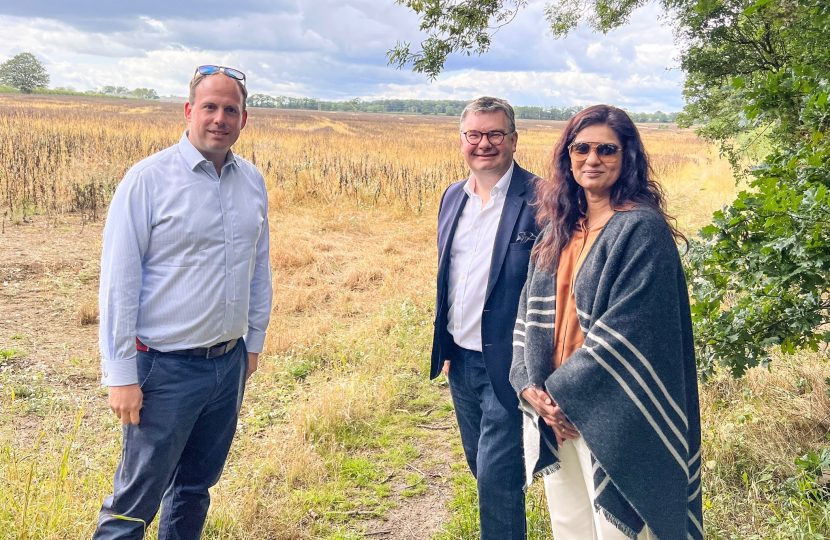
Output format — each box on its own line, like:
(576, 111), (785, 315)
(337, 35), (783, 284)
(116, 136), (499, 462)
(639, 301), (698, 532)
(543, 437), (653, 540)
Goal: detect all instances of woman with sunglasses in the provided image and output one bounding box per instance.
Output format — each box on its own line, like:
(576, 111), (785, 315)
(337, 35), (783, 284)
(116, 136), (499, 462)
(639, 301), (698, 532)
(510, 105), (702, 540)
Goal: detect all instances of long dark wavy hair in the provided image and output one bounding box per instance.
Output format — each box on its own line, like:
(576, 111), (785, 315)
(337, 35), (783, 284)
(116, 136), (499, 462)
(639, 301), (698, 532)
(532, 104), (686, 272)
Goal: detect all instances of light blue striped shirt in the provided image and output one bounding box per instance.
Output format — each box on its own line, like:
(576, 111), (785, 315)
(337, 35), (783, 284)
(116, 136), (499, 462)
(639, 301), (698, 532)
(98, 133), (273, 386)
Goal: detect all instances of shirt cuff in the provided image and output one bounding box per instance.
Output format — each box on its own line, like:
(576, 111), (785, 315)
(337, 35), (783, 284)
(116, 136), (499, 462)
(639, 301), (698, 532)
(101, 357), (139, 386)
(243, 329), (266, 354)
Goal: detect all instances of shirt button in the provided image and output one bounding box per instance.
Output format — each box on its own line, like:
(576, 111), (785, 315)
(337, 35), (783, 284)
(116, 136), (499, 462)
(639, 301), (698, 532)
(461, 275), (466, 280)
(227, 240), (231, 244)
(456, 300), (461, 305)
(224, 211), (228, 215)
(468, 250), (473, 255)
(455, 325), (460, 329)
(228, 271), (232, 275)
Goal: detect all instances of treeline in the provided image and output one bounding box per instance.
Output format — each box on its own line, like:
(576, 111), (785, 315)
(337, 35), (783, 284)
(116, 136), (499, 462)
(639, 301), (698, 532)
(58, 85), (160, 99)
(0, 85), (135, 100)
(247, 95), (469, 115)
(246, 94), (679, 122)
(515, 106), (679, 123)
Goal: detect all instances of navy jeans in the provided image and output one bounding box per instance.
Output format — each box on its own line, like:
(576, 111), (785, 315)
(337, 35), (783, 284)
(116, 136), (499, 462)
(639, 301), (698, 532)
(448, 347), (526, 540)
(92, 340), (248, 540)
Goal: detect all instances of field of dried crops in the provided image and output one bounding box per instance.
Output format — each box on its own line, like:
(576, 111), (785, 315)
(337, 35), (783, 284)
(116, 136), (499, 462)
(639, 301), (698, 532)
(1, 94), (829, 540)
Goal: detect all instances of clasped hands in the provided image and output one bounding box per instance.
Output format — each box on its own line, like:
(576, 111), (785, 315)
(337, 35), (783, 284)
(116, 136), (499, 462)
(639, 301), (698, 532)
(521, 386), (578, 445)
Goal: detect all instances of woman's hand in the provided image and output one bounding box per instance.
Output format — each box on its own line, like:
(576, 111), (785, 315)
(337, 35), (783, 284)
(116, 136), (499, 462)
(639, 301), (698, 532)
(520, 386), (579, 444)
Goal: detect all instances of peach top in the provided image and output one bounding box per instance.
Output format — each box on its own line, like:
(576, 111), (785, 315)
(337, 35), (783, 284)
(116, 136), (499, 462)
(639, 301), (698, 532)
(552, 206), (634, 369)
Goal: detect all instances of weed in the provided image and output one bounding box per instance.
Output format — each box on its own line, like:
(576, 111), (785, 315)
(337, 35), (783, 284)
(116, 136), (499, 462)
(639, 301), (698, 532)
(77, 300), (98, 326)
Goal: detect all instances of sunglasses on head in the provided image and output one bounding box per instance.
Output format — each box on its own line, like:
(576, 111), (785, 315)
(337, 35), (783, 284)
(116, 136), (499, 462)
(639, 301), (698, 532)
(195, 65), (246, 86)
(568, 141), (621, 162)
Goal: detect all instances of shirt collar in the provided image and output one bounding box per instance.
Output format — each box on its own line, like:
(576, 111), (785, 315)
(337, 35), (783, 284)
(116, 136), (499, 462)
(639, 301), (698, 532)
(178, 131), (238, 172)
(463, 161), (515, 199)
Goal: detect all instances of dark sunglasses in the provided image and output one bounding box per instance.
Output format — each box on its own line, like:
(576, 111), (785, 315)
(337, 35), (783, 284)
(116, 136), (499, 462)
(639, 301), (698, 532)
(568, 141), (621, 162)
(195, 65), (246, 86)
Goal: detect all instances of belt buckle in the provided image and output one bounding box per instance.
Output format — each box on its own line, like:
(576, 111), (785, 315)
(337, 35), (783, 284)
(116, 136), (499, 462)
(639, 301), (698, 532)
(205, 340), (229, 359)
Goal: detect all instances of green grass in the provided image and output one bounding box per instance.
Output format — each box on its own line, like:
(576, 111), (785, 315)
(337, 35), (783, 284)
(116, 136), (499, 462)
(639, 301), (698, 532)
(0, 294), (447, 539)
(432, 462), (552, 540)
(0, 348), (25, 362)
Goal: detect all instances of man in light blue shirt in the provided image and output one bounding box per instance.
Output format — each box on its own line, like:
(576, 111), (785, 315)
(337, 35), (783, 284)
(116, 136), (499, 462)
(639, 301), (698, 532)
(93, 65), (272, 540)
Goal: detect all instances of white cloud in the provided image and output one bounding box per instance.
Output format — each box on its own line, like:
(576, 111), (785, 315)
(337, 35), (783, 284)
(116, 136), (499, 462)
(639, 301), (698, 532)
(0, 0), (685, 111)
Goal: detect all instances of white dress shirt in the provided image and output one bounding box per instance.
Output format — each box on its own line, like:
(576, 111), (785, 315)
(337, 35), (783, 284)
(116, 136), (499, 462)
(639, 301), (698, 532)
(447, 163), (514, 352)
(98, 133), (273, 386)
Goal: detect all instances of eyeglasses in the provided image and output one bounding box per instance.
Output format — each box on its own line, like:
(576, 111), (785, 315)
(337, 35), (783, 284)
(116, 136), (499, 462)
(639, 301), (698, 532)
(195, 65), (246, 87)
(568, 141), (621, 163)
(462, 130), (512, 146)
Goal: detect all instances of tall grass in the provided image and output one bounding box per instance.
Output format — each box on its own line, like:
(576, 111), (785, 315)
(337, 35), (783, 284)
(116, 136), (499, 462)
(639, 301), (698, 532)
(0, 94), (730, 229)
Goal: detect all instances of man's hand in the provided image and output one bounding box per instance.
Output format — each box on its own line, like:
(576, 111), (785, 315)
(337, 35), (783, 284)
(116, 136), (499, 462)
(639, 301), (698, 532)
(247, 352), (259, 380)
(109, 384), (143, 425)
(441, 360), (450, 377)
(520, 386), (578, 444)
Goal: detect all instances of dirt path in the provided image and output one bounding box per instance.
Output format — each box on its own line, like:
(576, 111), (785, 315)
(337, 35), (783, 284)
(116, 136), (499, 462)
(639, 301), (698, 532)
(0, 214), (103, 368)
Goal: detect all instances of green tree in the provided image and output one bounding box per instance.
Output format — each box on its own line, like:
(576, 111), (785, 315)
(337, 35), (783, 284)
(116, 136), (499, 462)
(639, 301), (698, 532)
(247, 93), (278, 108)
(0, 52), (49, 93)
(683, 0), (830, 376)
(131, 88), (159, 100)
(391, 0), (830, 376)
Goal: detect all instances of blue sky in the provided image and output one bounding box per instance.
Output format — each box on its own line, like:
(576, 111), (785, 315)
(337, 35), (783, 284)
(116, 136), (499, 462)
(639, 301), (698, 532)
(0, 0), (684, 111)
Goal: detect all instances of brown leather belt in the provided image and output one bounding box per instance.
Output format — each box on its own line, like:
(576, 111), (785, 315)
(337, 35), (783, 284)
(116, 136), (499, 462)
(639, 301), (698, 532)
(136, 338), (239, 359)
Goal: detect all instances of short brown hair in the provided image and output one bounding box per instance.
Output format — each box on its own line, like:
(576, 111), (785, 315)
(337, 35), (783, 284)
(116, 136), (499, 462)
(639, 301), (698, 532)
(460, 96), (515, 133)
(188, 72), (248, 112)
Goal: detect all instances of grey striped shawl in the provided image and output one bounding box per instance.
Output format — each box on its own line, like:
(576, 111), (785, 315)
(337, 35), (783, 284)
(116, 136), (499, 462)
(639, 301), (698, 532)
(510, 206), (703, 540)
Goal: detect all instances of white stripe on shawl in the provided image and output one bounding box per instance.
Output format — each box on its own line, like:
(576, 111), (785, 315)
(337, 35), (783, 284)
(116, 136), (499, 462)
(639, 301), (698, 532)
(577, 309), (590, 333)
(514, 329), (526, 337)
(586, 347), (689, 474)
(527, 321), (555, 329)
(594, 474), (611, 499)
(688, 483), (701, 502)
(513, 341), (526, 348)
(688, 447), (701, 466)
(688, 510), (704, 536)
(588, 332), (688, 453)
(527, 309), (556, 316)
(595, 320), (689, 428)
(592, 460), (601, 474)
(529, 295), (556, 303)
(515, 318), (555, 330)
(689, 464), (701, 484)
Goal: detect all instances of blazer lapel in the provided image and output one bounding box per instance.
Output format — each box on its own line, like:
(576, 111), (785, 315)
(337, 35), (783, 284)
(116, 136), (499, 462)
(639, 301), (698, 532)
(485, 166), (527, 302)
(437, 188), (469, 292)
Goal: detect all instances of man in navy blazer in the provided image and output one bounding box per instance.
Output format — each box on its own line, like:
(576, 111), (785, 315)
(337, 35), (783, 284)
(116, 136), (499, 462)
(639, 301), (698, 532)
(432, 96), (540, 540)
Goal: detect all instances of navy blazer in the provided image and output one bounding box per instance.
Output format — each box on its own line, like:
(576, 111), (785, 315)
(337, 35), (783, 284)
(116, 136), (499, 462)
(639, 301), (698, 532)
(431, 163), (541, 410)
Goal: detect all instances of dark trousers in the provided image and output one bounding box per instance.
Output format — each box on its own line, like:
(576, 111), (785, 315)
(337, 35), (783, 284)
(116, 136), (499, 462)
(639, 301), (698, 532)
(448, 347), (526, 540)
(92, 340), (248, 540)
